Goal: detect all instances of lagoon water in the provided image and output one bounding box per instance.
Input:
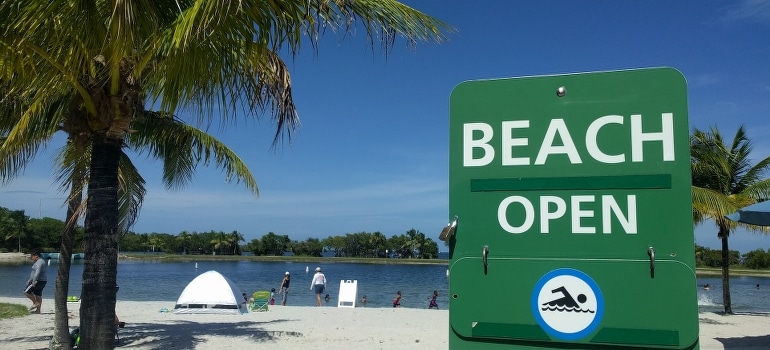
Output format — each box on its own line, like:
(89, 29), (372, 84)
(696, 275), (770, 314)
(2, 260), (769, 313)
(1, 260), (450, 309)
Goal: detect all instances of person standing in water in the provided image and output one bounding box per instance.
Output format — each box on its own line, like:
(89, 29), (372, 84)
(279, 271), (291, 306)
(428, 290), (439, 309)
(310, 267), (327, 306)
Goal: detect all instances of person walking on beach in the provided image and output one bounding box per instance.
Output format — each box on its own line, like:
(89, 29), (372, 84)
(310, 267), (327, 306)
(23, 249), (47, 314)
(393, 291), (403, 308)
(279, 271), (291, 306)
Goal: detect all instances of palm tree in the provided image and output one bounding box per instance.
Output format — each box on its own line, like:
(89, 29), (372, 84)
(691, 125), (770, 314)
(3, 98), (256, 349)
(371, 231), (387, 257)
(210, 231), (230, 255)
(404, 228), (422, 258)
(5, 210), (28, 252)
(177, 231), (192, 254)
(230, 231), (245, 255)
(52, 178), (85, 350)
(1, 2), (448, 348)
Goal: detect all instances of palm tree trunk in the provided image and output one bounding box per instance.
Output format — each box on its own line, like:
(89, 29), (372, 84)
(80, 137), (121, 349)
(720, 226), (733, 314)
(50, 190), (82, 350)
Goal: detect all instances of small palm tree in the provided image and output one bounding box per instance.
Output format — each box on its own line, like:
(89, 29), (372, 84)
(177, 231), (192, 254)
(5, 210), (28, 252)
(371, 231), (387, 257)
(210, 231), (231, 255)
(230, 231), (245, 255)
(691, 125), (770, 314)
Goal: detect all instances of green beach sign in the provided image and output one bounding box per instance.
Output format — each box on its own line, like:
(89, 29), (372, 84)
(446, 68), (699, 349)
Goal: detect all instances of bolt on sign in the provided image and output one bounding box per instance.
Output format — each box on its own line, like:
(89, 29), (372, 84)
(444, 68), (698, 350)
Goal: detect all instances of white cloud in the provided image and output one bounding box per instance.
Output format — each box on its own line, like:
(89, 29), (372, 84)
(722, 0), (770, 23)
(689, 73), (723, 88)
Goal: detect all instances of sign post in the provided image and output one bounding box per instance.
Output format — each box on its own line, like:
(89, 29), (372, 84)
(446, 68), (698, 349)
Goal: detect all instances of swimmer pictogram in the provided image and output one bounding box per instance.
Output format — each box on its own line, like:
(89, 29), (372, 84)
(541, 286), (595, 313)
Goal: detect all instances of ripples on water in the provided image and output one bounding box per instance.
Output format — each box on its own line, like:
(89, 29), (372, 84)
(696, 275), (770, 314)
(2, 260), (769, 312)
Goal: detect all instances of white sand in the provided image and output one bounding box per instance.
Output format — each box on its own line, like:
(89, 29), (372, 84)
(1, 297), (446, 350)
(0, 297), (768, 349)
(0, 252), (27, 263)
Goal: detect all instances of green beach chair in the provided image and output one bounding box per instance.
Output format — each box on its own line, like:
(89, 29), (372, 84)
(251, 291), (270, 312)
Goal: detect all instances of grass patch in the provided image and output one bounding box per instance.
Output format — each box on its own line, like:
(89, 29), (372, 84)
(696, 267), (770, 277)
(0, 303), (30, 319)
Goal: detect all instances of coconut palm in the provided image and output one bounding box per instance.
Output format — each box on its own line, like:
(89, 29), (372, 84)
(1, 92), (262, 347)
(371, 231), (387, 257)
(691, 125), (770, 314)
(177, 231), (193, 254)
(4, 210), (28, 252)
(2, 93), (258, 348)
(52, 170), (87, 350)
(210, 231), (231, 255)
(230, 230), (245, 255)
(1, 2), (448, 348)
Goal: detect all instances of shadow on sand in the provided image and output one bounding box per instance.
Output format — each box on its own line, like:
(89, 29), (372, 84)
(6, 318), (303, 350)
(715, 335), (770, 350)
(115, 319), (302, 349)
(704, 312), (770, 350)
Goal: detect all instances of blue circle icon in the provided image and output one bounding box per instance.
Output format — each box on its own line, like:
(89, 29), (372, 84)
(531, 268), (604, 341)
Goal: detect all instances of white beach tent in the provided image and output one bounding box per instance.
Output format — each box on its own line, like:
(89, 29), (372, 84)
(173, 270), (244, 314)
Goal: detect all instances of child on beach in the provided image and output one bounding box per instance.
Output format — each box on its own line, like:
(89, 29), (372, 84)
(428, 290), (439, 309)
(241, 292), (250, 311)
(269, 288), (276, 305)
(393, 291), (403, 308)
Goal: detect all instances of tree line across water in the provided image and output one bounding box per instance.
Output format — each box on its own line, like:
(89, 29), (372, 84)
(0, 205), (440, 259)
(6, 203), (770, 266)
(696, 244), (770, 270)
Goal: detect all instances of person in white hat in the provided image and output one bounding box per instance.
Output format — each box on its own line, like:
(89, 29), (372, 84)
(279, 271), (291, 306)
(310, 267), (327, 306)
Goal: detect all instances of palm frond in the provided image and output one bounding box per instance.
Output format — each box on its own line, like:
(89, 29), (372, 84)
(128, 111), (258, 195)
(141, 0), (451, 145)
(54, 138), (146, 233)
(691, 125), (770, 237)
(117, 153), (146, 231)
(0, 91), (66, 184)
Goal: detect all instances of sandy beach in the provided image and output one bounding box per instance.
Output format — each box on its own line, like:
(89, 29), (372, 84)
(0, 252), (28, 263)
(0, 297), (768, 349)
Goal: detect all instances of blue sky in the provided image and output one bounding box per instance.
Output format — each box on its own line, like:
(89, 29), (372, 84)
(2, 1), (770, 253)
